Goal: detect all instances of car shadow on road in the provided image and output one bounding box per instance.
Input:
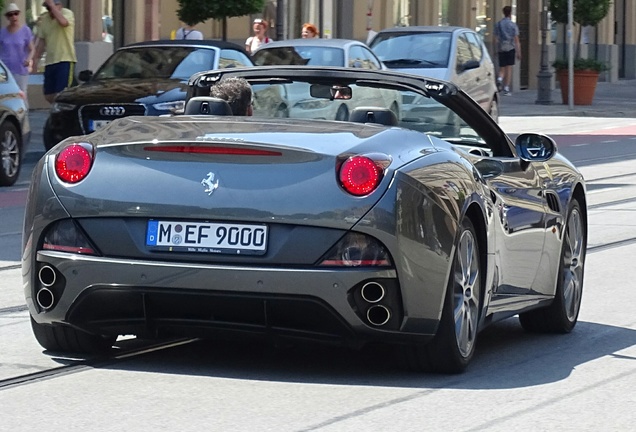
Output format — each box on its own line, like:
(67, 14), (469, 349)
(92, 318), (636, 389)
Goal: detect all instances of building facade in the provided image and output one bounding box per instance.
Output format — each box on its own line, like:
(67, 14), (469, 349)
(2, 0), (634, 109)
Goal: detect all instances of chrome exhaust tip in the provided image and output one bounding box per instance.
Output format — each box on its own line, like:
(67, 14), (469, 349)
(38, 265), (57, 287)
(36, 287), (55, 311)
(367, 305), (391, 326)
(360, 281), (385, 303)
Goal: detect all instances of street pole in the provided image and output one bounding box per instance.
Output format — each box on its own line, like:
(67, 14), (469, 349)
(276, 0), (285, 41)
(536, 0), (553, 104)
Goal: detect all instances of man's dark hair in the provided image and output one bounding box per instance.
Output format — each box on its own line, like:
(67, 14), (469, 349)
(209, 77), (252, 116)
(503, 6), (512, 17)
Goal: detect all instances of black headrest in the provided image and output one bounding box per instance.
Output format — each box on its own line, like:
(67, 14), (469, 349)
(184, 97), (233, 115)
(348, 107), (398, 126)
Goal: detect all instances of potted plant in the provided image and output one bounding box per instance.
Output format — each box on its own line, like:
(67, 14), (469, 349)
(549, 0), (611, 105)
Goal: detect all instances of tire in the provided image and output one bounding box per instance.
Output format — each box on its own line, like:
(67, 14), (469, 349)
(519, 199), (586, 333)
(0, 121), (21, 187)
(401, 217), (482, 373)
(43, 116), (56, 151)
(335, 104), (349, 121)
(30, 316), (116, 355)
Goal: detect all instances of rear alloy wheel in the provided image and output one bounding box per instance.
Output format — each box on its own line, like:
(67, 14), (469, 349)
(519, 199), (586, 333)
(0, 121), (21, 186)
(401, 217), (482, 373)
(30, 316), (116, 355)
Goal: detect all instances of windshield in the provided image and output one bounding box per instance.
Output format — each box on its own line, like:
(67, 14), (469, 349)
(94, 47), (216, 80)
(253, 46), (345, 67)
(244, 78), (484, 146)
(370, 32), (452, 68)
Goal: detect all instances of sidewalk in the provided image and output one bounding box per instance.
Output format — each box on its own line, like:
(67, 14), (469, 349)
(499, 79), (636, 118)
(25, 78), (636, 158)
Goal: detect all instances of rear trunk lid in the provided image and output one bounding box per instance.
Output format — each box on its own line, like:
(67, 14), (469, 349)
(50, 116), (432, 230)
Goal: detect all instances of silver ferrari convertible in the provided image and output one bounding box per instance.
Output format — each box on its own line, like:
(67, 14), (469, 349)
(22, 67), (587, 373)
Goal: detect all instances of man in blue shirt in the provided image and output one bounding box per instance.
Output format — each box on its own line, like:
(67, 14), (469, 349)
(494, 6), (521, 96)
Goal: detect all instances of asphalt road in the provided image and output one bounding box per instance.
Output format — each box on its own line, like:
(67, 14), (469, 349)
(1, 115), (635, 431)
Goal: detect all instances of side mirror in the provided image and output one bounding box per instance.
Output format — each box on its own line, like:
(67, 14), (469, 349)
(515, 133), (557, 162)
(78, 70), (93, 82)
(457, 60), (480, 72)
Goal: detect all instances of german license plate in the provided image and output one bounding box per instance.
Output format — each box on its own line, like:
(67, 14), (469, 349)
(146, 220), (268, 255)
(89, 119), (111, 132)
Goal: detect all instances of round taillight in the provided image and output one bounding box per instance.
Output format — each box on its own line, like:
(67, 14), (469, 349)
(339, 156), (383, 196)
(55, 143), (93, 183)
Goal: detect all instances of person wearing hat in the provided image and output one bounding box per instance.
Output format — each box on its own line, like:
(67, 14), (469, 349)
(0, 3), (34, 95)
(32, 0), (77, 104)
(245, 18), (272, 54)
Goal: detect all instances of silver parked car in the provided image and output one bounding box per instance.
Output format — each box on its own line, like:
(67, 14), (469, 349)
(252, 38), (400, 121)
(369, 26), (499, 122)
(0, 60), (31, 186)
(24, 66), (587, 373)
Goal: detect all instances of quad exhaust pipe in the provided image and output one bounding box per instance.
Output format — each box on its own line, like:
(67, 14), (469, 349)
(36, 287), (55, 310)
(361, 281), (385, 303)
(36, 265), (57, 310)
(367, 305), (391, 326)
(38, 265), (57, 287)
(360, 281), (392, 326)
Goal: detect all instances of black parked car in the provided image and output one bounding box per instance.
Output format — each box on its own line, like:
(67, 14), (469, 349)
(43, 40), (253, 150)
(0, 60), (30, 186)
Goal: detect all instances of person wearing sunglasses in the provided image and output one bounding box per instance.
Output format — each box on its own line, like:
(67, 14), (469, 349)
(0, 3), (34, 95)
(32, 0), (77, 104)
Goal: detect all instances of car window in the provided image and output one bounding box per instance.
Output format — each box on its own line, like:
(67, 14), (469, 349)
(456, 34), (473, 65)
(0, 63), (7, 83)
(369, 32), (451, 68)
(351, 46), (382, 70)
(464, 32), (484, 62)
(360, 47), (382, 70)
(249, 80), (487, 152)
(348, 46), (366, 68)
(253, 46), (345, 67)
(218, 49), (253, 69)
(93, 47), (216, 80)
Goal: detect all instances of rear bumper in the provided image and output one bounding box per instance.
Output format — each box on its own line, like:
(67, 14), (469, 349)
(27, 250), (432, 346)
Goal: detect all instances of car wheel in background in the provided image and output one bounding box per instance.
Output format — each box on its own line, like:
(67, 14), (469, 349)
(0, 121), (21, 187)
(400, 217), (482, 373)
(519, 199), (586, 333)
(30, 316), (116, 355)
(335, 104), (349, 121)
